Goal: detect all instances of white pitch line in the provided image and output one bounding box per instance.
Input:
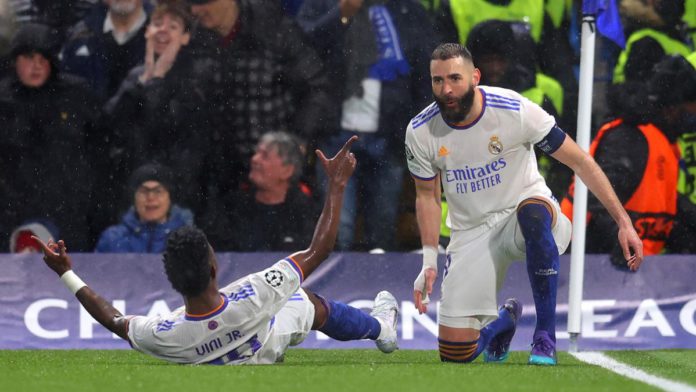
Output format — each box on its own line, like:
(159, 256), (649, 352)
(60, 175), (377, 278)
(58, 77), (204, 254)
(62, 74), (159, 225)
(570, 352), (696, 392)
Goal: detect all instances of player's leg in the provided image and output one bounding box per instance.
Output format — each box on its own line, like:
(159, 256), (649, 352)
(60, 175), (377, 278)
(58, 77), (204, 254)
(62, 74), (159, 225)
(516, 197), (566, 365)
(439, 225), (520, 363)
(305, 289), (399, 353)
(439, 304), (520, 363)
(258, 289), (316, 363)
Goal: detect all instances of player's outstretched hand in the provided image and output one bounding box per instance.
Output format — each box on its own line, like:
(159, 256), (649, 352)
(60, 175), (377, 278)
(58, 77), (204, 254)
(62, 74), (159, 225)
(618, 224), (644, 271)
(33, 236), (72, 276)
(413, 267), (437, 314)
(316, 135), (358, 188)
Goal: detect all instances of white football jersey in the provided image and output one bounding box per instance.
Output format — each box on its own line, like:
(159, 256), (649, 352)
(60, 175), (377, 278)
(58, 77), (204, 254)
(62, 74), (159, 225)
(405, 86), (555, 231)
(127, 258), (303, 365)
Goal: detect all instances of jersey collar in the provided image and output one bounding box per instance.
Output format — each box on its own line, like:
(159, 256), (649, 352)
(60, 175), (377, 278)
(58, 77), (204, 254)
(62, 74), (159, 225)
(185, 294), (228, 321)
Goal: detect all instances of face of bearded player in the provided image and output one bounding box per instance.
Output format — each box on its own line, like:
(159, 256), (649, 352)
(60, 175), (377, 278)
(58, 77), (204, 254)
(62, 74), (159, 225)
(431, 56), (479, 124)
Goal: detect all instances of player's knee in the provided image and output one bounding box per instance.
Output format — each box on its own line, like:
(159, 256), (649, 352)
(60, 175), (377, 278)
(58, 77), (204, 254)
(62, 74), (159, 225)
(517, 202), (551, 226)
(438, 338), (478, 363)
(517, 202), (553, 240)
(306, 291), (329, 330)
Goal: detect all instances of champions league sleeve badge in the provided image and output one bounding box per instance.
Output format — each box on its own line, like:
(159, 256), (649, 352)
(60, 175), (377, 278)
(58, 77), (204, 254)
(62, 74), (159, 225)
(488, 136), (503, 155)
(265, 270), (284, 287)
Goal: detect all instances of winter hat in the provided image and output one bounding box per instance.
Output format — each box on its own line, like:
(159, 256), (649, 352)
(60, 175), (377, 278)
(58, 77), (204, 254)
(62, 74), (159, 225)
(128, 163), (176, 198)
(10, 23), (60, 61)
(9, 220), (60, 253)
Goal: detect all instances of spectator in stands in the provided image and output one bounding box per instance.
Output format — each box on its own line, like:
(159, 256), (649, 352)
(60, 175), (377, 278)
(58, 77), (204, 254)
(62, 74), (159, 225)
(0, 23), (96, 251)
(9, 220), (58, 253)
(296, 0), (435, 250)
(102, 0), (214, 217)
(466, 20), (572, 197)
(203, 131), (318, 251)
(612, 0), (691, 84)
(427, 0), (577, 111)
(666, 54), (696, 254)
(562, 55), (696, 263)
(186, 0), (334, 199)
(96, 163), (194, 253)
(61, 0), (151, 100)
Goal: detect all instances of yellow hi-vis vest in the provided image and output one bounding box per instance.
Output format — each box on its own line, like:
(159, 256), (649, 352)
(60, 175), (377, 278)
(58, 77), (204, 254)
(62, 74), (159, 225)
(613, 28), (692, 83)
(449, 0), (544, 45)
(545, 0), (571, 29)
(688, 52), (696, 69)
(522, 73), (564, 116)
(440, 198), (451, 238)
(678, 133), (696, 204)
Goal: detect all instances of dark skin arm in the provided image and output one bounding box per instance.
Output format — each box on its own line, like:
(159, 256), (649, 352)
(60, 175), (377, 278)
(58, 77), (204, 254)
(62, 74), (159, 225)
(34, 238), (130, 341)
(288, 135), (358, 278)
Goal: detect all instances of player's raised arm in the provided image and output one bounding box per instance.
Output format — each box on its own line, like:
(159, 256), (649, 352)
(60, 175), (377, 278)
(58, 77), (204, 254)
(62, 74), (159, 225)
(550, 136), (644, 271)
(288, 136), (358, 278)
(34, 237), (130, 341)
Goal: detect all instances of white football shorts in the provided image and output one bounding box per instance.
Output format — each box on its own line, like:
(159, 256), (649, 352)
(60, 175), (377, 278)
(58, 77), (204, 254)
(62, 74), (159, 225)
(438, 195), (571, 329)
(252, 288), (315, 364)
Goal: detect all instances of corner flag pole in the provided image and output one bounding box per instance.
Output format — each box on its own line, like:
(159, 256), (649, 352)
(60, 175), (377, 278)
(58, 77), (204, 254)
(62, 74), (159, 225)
(568, 1), (598, 353)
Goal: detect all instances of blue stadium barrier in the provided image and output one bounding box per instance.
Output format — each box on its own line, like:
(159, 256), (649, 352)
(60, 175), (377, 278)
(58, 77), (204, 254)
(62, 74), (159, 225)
(1, 253), (694, 350)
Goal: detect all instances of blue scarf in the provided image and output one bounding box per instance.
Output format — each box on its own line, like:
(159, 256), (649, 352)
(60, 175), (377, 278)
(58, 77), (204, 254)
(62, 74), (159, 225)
(367, 5), (411, 81)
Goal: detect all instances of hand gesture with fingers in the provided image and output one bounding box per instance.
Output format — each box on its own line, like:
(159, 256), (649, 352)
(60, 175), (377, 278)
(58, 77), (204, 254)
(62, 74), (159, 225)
(140, 30), (156, 83)
(618, 225), (644, 271)
(152, 39), (181, 78)
(33, 237), (72, 276)
(316, 136), (358, 188)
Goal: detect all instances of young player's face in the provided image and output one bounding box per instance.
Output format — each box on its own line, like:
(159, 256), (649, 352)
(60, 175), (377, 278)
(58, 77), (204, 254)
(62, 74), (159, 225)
(134, 181), (171, 224)
(431, 57), (480, 123)
(146, 13), (190, 56)
(15, 52), (51, 88)
(249, 142), (294, 191)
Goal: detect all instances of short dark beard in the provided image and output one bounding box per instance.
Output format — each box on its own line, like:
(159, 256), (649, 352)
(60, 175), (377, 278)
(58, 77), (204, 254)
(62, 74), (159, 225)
(435, 86), (476, 124)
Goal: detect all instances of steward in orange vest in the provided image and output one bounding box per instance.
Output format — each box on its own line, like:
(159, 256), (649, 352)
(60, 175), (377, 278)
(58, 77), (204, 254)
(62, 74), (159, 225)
(561, 118), (678, 256)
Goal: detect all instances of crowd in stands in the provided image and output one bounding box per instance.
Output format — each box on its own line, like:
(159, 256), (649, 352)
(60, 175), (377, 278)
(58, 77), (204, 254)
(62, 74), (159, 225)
(0, 0), (694, 257)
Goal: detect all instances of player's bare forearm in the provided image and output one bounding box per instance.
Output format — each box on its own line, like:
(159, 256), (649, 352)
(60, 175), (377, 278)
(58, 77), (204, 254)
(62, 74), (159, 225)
(574, 155), (632, 228)
(414, 175), (441, 248)
(76, 287), (130, 341)
(292, 183), (346, 277)
(552, 136), (643, 267)
(290, 136), (357, 278)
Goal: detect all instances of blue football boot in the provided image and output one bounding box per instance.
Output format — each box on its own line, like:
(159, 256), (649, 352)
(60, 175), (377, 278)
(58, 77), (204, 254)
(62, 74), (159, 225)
(483, 298), (522, 363)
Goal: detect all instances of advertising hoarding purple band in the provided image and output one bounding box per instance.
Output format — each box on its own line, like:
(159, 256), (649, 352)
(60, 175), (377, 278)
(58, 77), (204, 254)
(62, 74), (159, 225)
(1, 253), (695, 350)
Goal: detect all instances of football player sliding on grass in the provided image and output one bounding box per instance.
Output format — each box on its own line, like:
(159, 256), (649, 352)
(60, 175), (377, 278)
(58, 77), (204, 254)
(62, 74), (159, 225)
(36, 136), (400, 365)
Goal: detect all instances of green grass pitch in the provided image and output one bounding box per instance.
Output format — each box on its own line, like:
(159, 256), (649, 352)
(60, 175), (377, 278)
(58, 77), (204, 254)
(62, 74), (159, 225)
(1, 349), (695, 392)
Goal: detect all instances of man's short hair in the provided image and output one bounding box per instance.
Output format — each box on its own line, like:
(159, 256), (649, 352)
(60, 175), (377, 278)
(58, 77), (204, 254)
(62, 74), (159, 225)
(163, 226), (212, 297)
(431, 43), (473, 63)
(258, 131), (305, 182)
(152, 0), (194, 32)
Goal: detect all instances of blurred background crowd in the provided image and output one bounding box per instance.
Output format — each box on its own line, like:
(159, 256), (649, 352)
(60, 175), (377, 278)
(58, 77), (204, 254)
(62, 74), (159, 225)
(0, 0), (694, 260)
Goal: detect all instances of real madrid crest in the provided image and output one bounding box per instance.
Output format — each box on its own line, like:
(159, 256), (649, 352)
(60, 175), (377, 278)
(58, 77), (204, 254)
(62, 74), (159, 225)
(488, 136), (503, 155)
